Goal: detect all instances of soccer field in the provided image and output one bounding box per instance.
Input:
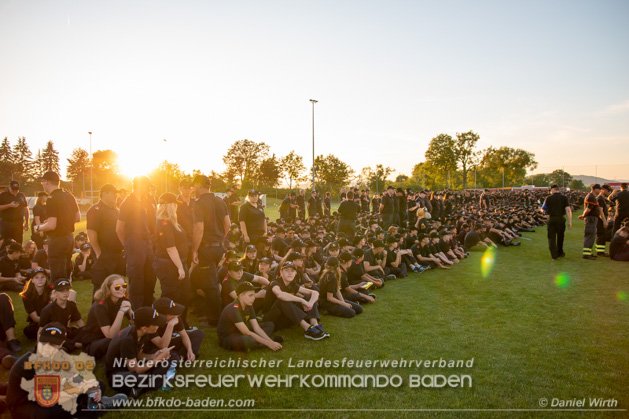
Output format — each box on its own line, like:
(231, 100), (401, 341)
(3, 211), (628, 418)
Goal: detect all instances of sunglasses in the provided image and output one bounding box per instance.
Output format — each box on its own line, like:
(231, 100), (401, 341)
(114, 283), (128, 291)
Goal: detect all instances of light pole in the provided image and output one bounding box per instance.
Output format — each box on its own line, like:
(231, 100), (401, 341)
(88, 132), (93, 204)
(309, 99), (317, 191)
(163, 139), (168, 192)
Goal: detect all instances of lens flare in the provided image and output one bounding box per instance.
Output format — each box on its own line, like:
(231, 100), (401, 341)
(617, 291), (627, 301)
(554, 272), (570, 288)
(481, 247), (496, 278)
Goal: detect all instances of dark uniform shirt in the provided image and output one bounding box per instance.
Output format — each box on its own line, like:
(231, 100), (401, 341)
(87, 201), (123, 253)
(380, 195), (394, 214)
(217, 300), (255, 340)
(21, 289), (50, 324)
(193, 192), (229, 244)
(105, 326), (149, 379)
(39, 300), (82, 328)
(32, 249), (48, 269)
(263, 278), (300, 312)
(584, 192), (601, 218)
(238, 202), (265, 236)
(155, 220), (188, 259)
(543, 192), (570, 219)
(45, 188), (79, 237)
(176, 196), (194, 242)
(119, 194), (151, 241)
(337, 200), (360, 221)
(319, 271), (339, 301)
(32, 203), (47, 231)
(82, 297), (129, 340)
(272, 236), (288, 257)
(0, 191), (27, 223)
(610, 190), (629, 215)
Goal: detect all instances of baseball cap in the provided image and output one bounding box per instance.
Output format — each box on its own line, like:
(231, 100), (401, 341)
(9, 180), (19, 190)
(225, 250), (238, 260)
(235, 281), (257, 295)
(228, 261), (244, 271)
(30, 267), (48, 278)
(338, 252), (352, 263)
(245, 244), (257, 252)
(39, 322), (67, 345)
(179, 178), (193, 188)
(192, 175), (210, 186)
(280, 261), (297, 270)
(373, 240), (384, 249)
(326, 257), (339, 268)
(159, 192), (177, 204)
(41, 171), (60, 182)
(80, 243), (91, 251)
(591, 183), (601, 190)
(248, 189), (260, 196)
(133, 307), (167, 328)
(286, 252), (306, 261)
(153, 297), (185, 316)
(53, 279), (72, 291)
(100, 184), (120, 194)
(259, 257), (271, 265)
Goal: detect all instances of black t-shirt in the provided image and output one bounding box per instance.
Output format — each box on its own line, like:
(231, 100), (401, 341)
(610, 190), (629, 215)
(193, 193), (229, 244)
(217, 300), (256, 339)
(380, 195), (394, 214)
(221, 271), (254, 307)
(227, 193), (240, 222)
(32, 249), (48, 269)
(280, 197), (291, 212)
(610, 234), (627, 259)
(338, 200), (360, 221)
(385, 248), (397, 266)
(82, 298), (129, 339)
(39, 300), (82, 328)
(146, 316), (184, 343)
(324, 197), (331, 212)
(263, 278), (300, 311)
(319, 271), (339, 301)
(464, 231), (482, 248)
(296, 195), (305, 211)
(272, 236), (288, 257)
(87, 201), (123, 252)
(584, 193), (601, 218)
(73, 252), (95, 275)
(176, 197), (194, 241)
(0, 191), (27, 223)
(238, 202), (265, 235)
(347, 259), (365, 285)
(105, 326), (148, 378)
(45, 188), (79, 237)
(0, 256), (18, 277)
(21, 289), (50, 324)
(32, 203), (47, 227)
(307, 196), (317, 215)
(155, 220), (188, 259)
(119, 194), (151, 241)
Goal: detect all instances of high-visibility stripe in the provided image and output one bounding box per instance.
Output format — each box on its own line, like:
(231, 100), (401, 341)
(585, 201), (599, 206)
(583, 249), (592, 255)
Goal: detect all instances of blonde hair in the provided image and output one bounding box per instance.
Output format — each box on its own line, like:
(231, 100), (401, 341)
(22, 240), (37, 256)
(156, 202), (182, 232)
(318, 259), (341, 290)
(94, 274), (127, 302)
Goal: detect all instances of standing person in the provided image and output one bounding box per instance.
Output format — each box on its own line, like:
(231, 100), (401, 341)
(578, 184), (605, 260)
(153, 193), (189, 312)
(116, 176), (156, 308)
(33, 172), (80, 281)
(297, 189), (306, 219)
(609, 183), (629, 235)
(315, 190), (323, 216)
(371, 192), (380, 214)
(323, 192), (332, 217)
(396, 188), (407, 227)
(541, 184), (572, 260)
(307, 190), (317, 218)
(31, 192), (48, 250)
(594, 185), (612, 257)
(337, 191), (360, 237)
(87, 184), (125, 298)
(379, 186), (395, 229)
(239, 190), (267, 246)
(176, 179), (195, 256)
(191, 175), (230, 327)
(480, 189), (490, 210)
(0, 181), (29, 245)
(227, 185), (242, 223)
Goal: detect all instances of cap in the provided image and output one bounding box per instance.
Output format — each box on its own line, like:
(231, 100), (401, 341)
(386, 236), (397, 244)
(37, 191), (48, 198)
(80, 243), (91, 251)
(286, 252), (306, 261)
(225, 250), (239, 260)
(259, 257), (271, 265)
(338, 252), (352, 263)
(179, 178), (193, 188)
(133, 307), (167, 328)
(192, 175), (210, 186)
(235, 281), (257, 295)
(41, 171), (60, 182)
(602, 184), (612, 192)
(9, 180), (19, 190)
(228, 261), (244, 271)
(328, 242), (340, 250)
(53, 279), (72, 291)
(153, 297), (185, 316)
(245, 244), (257, 252)
(326, 257), (339, 268)
(31, 267), (48, 278)
(248, 189), (260, 196)
(100, 184), (120, 194)
(280, 261), (297, 270)
(39, 322), (67, 345)
(373, 240), (384, 249)
(591, 183), (601, 190)
(159, 192), (178, 204)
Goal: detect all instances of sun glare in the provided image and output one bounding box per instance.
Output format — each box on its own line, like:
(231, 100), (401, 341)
(118, 153), (158, 179)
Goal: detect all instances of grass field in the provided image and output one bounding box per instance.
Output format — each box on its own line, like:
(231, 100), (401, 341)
(2, 199), (628, 418)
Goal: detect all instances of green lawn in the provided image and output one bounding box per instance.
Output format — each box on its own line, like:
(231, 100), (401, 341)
(4, 202), (628, 418)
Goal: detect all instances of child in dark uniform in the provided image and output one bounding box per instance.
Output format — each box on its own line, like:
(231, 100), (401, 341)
(318, 257), (363, 318)
(39, 279), (84, 352)
(217, 282), (283, 352)
(19, 267), (51, 340)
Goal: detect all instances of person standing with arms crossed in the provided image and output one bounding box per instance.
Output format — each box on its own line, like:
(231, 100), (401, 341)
(191, 175), (230, 327)
(541, 184), (572, 260)
(33, 172), (80, 281)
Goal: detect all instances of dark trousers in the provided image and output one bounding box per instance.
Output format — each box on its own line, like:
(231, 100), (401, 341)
(583, 216), (598, 256)
(153, 257), (190, 309)
(219, 322), (274, 351)
(264, 300), (319, 330)
(198, 244), (224, 324)
(48, 233), (74, 281)
(91, 250), (125, 298)
(23, 322), (38, 340)
(84, 337), (112, 359)
(320, 299), (363, 318)
(337, 219), (356, 237)
(547, 219), (566, 259)
(109, 352), (180, 396)
(143, 329), (205, 358)
(0, 293), (16, 341)
(125, 238), (156, 309)
(382, 213), (394, 229)
(595, 218), (608, 255)
(613, 213), (629, 236)
(1, 222), (23, 244)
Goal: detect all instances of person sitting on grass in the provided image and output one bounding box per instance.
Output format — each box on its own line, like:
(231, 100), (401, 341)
(347, 248), (384, 288)
(262, 261), (329, 341)
(0, 243), (27, 292)
(240, 244), (259, 275)
(217, 281), (283, 352)
(38, 279), (84, 352)
(76, 274), (133, 359)
(339, 252), (376, 304)
(221, 261), (269, 311)
(19, 267), (51, 341)
(411, 234), (448, 270)
(318, 257), (363, 318)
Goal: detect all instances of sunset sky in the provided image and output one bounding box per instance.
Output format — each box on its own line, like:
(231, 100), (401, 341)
(1, 0), (628, 183)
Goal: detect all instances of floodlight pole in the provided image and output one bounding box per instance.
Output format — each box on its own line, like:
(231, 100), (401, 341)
(88, 132), (93, 204)
(309, 99), (318, 191)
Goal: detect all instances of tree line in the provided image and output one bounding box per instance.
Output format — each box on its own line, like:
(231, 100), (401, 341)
(0, 133), (587, 197)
